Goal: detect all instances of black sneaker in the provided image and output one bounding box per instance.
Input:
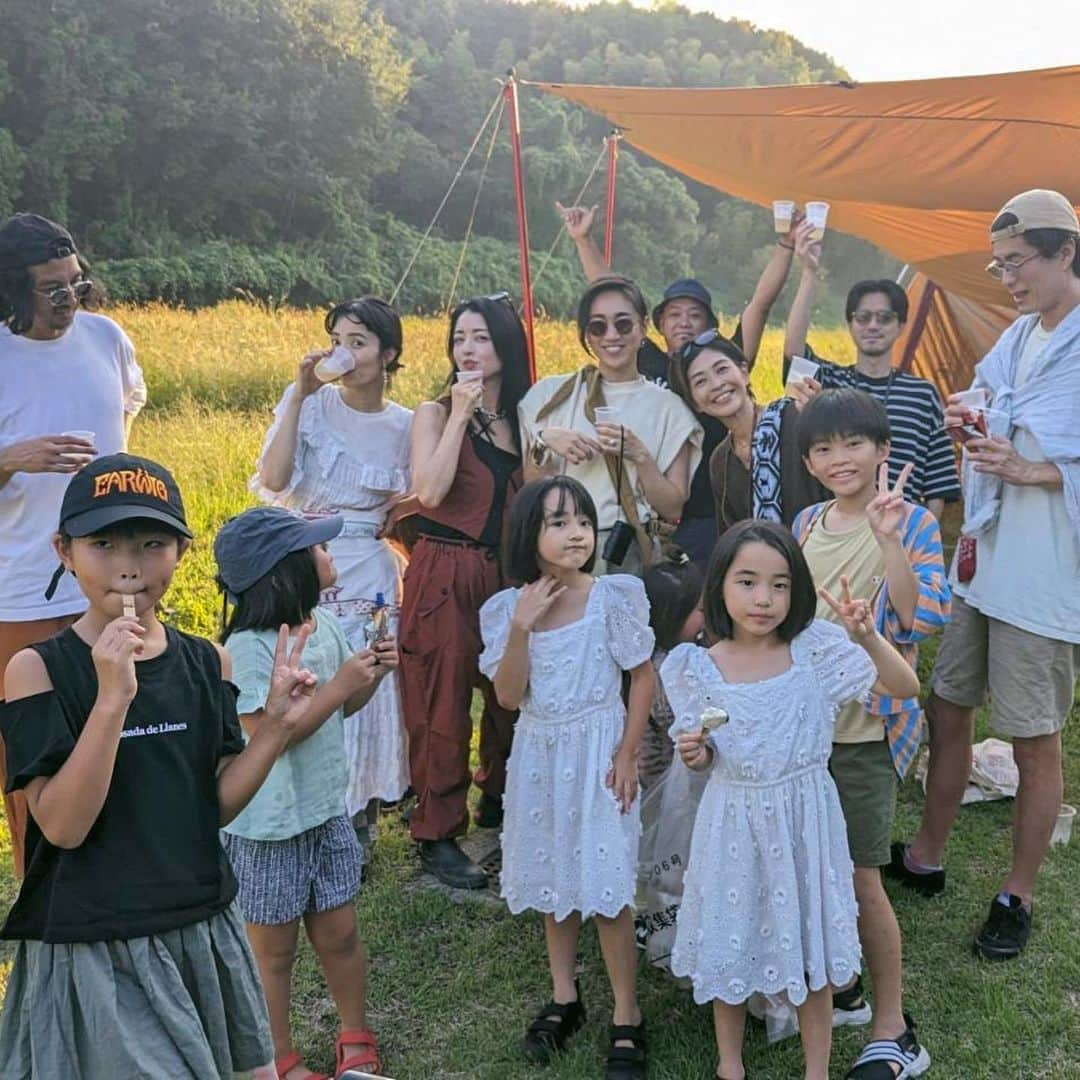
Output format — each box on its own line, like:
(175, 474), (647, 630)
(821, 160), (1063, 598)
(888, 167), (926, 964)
(473, 792), (504, 829)
(885, 841), (946, 897)
(974, 894), (1031, 960)
(417, 839), (489, 890)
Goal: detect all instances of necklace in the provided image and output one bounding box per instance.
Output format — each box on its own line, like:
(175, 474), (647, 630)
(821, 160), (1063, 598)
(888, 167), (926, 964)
(475, 406), (505, 424)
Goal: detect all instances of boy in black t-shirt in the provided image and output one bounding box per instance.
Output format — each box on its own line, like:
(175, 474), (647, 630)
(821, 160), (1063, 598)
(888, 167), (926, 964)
(556, 202), (803, 564)
(0, 453), (316, 1079)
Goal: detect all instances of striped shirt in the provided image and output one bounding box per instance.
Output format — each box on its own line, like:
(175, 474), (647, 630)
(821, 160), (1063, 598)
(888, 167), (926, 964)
(794, 501), (951, 779)
(799, 348), (961, 504)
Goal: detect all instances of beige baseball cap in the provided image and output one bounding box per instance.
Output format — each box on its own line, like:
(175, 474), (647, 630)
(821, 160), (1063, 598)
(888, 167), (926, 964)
(991, 189), (1079, 241)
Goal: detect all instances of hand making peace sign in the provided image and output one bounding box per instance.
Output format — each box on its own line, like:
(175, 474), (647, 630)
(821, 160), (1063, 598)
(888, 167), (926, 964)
(865, 461), (912, 544)
(263, 623), (318, 735)
(818, 575), (876, 642)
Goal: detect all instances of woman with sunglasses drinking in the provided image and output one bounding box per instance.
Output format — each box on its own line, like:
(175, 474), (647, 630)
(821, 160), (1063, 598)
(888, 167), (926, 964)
(667, 330), (825, 541)
(519, 276), (702, 575)
(398, 292), (530, 890)
(254, 297), (412, 866)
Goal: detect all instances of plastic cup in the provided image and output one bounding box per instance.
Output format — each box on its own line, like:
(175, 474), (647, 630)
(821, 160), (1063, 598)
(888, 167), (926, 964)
(456, 369), (483, 384)
(1051, 803), (1076, 845)
(314, 345), (355, 382)
(951, 388), (991, 410)
(805, 201), (830, 241)
(62, 429), (96, 442)
(785, 355), (820, 393)
(772, 200), (796, 234)
(593, 406), (619, 425)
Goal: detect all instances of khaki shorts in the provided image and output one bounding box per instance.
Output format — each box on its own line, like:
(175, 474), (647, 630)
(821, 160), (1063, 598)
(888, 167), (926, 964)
(932, 595), (1078, 739)
(829, 739), (898, 868)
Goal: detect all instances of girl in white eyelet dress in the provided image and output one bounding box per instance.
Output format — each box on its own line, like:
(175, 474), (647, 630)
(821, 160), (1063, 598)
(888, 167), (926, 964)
(662, 520), (921, 1080)
(253, 299), (412, 837)
(479, 477), (655, 1076)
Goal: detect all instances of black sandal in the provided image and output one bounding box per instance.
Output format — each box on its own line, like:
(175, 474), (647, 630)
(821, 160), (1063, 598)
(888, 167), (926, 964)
(522, 980), (585, 1064)
(605, 1020), (647, 1079)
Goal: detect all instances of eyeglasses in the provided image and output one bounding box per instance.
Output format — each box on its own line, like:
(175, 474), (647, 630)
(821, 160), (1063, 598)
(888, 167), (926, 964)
(585, 314), (638, 338)
(984, 251), (1042, 281)
(35, 279), (93, 308)
(850, 310), (899, 326)
(675, 327), (726, 364)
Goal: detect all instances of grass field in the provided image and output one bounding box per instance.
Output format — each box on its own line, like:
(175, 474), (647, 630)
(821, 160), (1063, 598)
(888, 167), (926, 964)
(1, 304), (1077, 1079)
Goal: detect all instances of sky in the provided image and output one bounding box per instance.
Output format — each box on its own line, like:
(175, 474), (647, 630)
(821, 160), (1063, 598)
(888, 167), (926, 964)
(577, 0), (1080, 83)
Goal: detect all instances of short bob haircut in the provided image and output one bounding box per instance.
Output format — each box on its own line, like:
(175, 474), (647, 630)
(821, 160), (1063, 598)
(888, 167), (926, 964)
(703, 520), (816, 643)
(445, 293), (531, 452)
(990, 212), (1080, 277)
(219, 546), (321, 643)
(845, 279), (909, 324)
(0, 254), (105, 336)
(797, 388), (891, 459)
(504, 476), (598, 583)
(667, 333), (750, 412)
(642, 549), (704, 652)
(325, 296), (404, 377)
(575, 274), (648, 354)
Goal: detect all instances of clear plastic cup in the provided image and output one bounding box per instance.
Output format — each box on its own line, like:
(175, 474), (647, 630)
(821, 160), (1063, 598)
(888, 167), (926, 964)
(951, 388), (991, 410)
(593, 406), (619, 425)
(314, 346), (356, 382)
(773, 200), (796, 234)
(785, 355), (820, 394)
(456, 369), (483, 384)
(60, 430), (96, 466)
(62, 429), (96, 442)
(806, 201), (830, 241)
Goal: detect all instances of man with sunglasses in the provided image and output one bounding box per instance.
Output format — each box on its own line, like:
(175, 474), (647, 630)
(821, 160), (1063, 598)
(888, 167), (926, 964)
(784, 227), (960, 520)
(0, 212), (146, 876)
(557, 202), (801, 563)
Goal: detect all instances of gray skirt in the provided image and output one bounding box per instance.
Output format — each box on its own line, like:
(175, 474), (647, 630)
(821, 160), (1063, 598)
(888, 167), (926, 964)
(0, 902), (272, 1079)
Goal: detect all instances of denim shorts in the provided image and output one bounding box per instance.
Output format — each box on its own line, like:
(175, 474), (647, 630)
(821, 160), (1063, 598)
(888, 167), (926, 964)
(222, 814), (362, 925)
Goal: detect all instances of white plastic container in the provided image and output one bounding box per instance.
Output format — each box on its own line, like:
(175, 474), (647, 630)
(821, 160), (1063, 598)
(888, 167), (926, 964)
(314, 345), (356, 382)
(1051, 803), (1076, 846)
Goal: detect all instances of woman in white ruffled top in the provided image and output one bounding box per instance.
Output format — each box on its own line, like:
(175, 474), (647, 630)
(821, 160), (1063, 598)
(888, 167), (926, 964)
(662, 520), (920, 1080)
(254, 297), (412, 854)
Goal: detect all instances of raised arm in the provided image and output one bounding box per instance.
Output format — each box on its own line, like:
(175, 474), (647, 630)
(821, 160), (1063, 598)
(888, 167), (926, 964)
(556, 202), (611, 282)
(783, 219), (822, 369)
(258, 353), (326, 493)
(410, 384), (482, 509)
(739, 214), (801, 363)
(492, 580), (565, 710)
(7, 616), (145, 849)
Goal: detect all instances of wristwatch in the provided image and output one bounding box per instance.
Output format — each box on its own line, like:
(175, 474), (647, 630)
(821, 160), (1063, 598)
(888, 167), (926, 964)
(531, 431), (552, 468)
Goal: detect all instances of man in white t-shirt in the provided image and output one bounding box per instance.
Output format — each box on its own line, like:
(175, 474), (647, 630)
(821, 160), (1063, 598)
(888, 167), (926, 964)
(0, 212), (146, 875)
(888, 190), (1080, 961)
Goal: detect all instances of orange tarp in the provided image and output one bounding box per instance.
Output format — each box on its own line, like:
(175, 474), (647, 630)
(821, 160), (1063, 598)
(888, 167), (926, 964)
(531, 66), (1080, 390)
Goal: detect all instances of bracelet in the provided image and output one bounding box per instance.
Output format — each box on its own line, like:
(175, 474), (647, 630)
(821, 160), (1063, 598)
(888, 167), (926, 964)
(777, 240), (795, 250)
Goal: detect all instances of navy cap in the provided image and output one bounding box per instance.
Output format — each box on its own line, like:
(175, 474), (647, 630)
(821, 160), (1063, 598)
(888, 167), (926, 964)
(214, 506), (343, 598)
(651, 278), (718, 330)
(0, 213), (78, 272)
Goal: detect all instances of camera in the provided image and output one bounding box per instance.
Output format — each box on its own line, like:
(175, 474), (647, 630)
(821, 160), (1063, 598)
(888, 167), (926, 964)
(602, 519), (635, 567)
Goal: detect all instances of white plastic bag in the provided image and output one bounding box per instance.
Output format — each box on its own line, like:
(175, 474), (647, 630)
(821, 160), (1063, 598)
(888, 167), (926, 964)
(916, 737), (1018, 804)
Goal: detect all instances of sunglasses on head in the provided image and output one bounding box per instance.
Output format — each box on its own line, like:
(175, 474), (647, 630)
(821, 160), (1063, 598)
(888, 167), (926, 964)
(585, 314), (638, 338)
(675, 327), (728, 364)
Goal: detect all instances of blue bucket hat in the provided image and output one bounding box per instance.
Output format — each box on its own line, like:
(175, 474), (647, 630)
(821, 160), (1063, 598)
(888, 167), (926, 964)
(651, 278), (718, 329)
(214, 506), (343, 599)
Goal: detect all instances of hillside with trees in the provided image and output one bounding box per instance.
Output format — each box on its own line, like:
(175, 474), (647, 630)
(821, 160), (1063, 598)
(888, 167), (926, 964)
(0, 0), (895, 319)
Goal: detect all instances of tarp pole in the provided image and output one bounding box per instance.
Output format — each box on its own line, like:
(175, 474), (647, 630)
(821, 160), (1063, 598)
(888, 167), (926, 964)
(603, 131), (619, 266)
(503, 71), (537, 382)
(900, 279), (938, 373)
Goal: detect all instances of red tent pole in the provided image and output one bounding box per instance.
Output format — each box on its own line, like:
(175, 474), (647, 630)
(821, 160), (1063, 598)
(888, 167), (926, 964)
(900, 278), (938, 373)
(503, 72), (536, 382)
(603, 131), (619, 266)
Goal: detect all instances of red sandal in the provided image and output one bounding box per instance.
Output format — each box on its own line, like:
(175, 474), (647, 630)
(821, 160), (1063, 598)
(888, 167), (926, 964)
(335, 1028), (381, 1078)
(275, 1049), (329, 1080)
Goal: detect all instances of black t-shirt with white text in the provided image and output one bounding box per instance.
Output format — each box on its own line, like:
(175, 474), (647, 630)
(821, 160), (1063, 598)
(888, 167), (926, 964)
(0, 625), (245, 943)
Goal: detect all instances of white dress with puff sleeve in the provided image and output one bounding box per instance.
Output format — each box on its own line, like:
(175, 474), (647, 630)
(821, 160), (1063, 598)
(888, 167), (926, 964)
(661, 619), (872, 1006)
(478, 575), (654, 922)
